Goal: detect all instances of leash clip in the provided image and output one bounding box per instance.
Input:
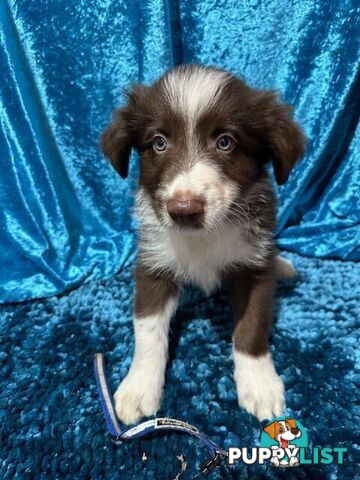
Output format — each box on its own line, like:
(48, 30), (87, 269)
(108, 432), (123, 444)
(201, 452), (223, 476)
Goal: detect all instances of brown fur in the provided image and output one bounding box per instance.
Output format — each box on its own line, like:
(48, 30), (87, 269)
(134, 264), (178, 318)
(228, 263), (276, 356)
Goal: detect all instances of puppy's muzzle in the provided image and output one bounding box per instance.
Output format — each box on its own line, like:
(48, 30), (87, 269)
(167, 191), (204, 227)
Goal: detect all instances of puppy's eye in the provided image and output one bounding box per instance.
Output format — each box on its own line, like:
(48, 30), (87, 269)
(216, 135), (233, 151)
(153, 135), (167, 152)
(279, 427), (284, 432)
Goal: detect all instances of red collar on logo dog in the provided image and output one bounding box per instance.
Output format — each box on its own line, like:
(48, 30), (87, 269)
(94, 353), (228, 477)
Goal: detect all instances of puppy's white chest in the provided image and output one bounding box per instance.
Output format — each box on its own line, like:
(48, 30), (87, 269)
(176, 232), (241, 291)
(142, 226), (267, 294)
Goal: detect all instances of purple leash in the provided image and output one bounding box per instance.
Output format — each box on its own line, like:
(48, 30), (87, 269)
(94, 353), (228, 477)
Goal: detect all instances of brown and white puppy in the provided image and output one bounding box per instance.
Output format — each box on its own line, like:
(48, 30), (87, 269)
(264, 418), (302, 466)
(101, 65), (305, 424)
(264, 418), (302, 449)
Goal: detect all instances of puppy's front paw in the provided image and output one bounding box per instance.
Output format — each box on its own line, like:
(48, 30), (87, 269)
(233, 351), (285, 421)
(114, 368), (163, 425)
(289, 456), (299, 467)
(270, 457), (280, 467)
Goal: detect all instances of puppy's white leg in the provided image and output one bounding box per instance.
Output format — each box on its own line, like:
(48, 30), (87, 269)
(233, 349), (285, 421)
(275, 255), (297, 279)
(114, 295), (178, 424)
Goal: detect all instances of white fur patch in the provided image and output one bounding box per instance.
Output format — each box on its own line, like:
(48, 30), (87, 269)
(163, 65), (230, 124)
(233, 349), (285, 421)
(114, 296), (178, 424)
(165, 160), (238, 231)
(136, 188), (273, 294)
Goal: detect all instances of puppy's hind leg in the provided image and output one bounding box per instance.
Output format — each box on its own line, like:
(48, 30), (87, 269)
(275, 255), (297, 280)
(114, 265), (179, 424)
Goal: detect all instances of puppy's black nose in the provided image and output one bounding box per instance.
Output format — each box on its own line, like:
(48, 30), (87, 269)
(167, 191), (204, 227)
(291, 427), (299, 435)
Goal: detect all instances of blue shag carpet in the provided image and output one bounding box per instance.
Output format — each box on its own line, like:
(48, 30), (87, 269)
(0, 253), (359, 479)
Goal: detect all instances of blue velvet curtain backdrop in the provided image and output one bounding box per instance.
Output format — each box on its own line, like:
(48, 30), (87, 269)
(1, 0), (359, 303)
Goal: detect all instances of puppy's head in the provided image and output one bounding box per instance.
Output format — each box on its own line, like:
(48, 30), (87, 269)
(264, 419), (301, 447)
(101, 65), (305, 231)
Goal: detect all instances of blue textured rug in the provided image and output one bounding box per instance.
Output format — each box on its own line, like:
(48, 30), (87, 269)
(0, 253), (359, 479)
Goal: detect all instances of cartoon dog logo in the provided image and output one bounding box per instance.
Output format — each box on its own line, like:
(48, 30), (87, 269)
(263, 418), (302, 466)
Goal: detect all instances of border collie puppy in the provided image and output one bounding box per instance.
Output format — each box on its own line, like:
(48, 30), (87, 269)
(101, 65), (305, 423)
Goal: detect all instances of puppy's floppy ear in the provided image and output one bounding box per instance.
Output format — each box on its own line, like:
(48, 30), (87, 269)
(263, 422), (277, 439)
(100, 106), (132, 178)
(256, 92), (306, 185)
(285, 418), (297, 429)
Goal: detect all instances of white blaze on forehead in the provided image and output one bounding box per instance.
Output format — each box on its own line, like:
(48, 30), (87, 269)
(163, 66), (230, 122)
